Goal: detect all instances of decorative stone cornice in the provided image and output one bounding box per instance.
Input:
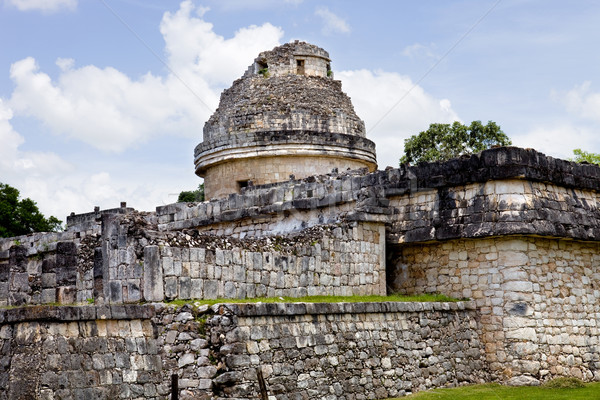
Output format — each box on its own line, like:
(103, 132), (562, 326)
(194, 130), (377, 175)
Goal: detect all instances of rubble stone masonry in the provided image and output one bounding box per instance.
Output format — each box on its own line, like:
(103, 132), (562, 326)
(0, 301), (487, 400)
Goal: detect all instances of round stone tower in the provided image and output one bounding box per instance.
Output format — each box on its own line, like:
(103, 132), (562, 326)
(195, 41), (377, 200)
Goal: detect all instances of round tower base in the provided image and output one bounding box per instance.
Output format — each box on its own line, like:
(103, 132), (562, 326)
(203, 155), (376, 200)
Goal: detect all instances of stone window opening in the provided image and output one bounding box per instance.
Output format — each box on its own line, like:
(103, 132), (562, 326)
(237, 180), (251, 192)
(256, 60), (268, 76)
(296, 59), (305, 75)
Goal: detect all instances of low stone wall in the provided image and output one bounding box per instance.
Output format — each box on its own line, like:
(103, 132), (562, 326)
(0, 301), (487, 400)
(1, 214), (387, 307)
(390, 236), (600, 383)
(121, 221), (386, 303)
(0, 235), (99, 307)
(207, 301), (488, 399)
(0, 304), (163, 400)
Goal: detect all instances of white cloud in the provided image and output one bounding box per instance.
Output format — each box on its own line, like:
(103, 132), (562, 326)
(7, 0), (283, 153)
(160, 1), (283, 87)
(0, 98), (70, 176)
(0, 97), (196, 220)
(339, 69), (460, 168)
(2, 0), (285, 219)
(210, 0), (302, 11)
(514, 81), (600, 160)
(0, 98), (75, 218)
(315, 6), (350, 35)
(561, 81), (600, 123)
(512, 124), (598, 160)
(401, 43), (438, 59)
(5, 0), (76, 12)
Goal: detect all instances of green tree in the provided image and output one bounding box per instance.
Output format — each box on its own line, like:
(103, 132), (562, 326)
(400, 120), (511, 164)
(0, 182), (62, 238)
(178, 184), (205, 202)
(571, 149), (600, 165)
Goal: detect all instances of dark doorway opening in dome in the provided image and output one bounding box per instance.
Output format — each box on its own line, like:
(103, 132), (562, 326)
(296, 59), (305, 75)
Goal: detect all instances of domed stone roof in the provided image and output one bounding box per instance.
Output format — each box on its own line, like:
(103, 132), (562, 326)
(194, 41), (377, 199)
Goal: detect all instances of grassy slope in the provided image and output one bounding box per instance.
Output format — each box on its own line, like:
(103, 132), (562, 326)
(166, 293), (460, 306)
(396, 382), (600, 400)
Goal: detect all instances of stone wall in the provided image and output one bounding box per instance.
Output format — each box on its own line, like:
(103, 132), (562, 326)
(3, 145), (600, 392)
(207, 301), (488, 399)
(249, 41), (331, 78)
(154, 222), (385, 301)
(157, 167), (386, 234)
(387, 179), (600, 244)
(0, 301), (487, 400)
(389, 236), (600, 384)
(0, 305), (165, 400)
(202, 155), (372, 199)
(202, 76), (365, 143)
(0, 235), (99, 307)
(105, 218), (386, 304)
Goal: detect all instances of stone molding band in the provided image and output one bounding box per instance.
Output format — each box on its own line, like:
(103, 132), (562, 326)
(194, 130), (377, 174)
(0, 301), (475, 324)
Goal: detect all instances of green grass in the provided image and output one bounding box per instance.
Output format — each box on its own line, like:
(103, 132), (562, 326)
(395, 382), (600, 400)
(166, 293), (460, 307)
(0, 293), (460, 310)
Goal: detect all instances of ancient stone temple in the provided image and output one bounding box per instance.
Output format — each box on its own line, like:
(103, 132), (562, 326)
(195, 41), (377, 199)
(1, 41), (600, 399)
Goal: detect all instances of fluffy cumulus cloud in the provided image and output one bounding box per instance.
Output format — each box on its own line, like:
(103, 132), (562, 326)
(0, 99), (71, 178)
(5, 0), (76, 12)
(513, 124), (598, 160)
(8, 0), (283, 152)
(509, 81), (600, 160)
(315, 7), (350, 35)
(562, 81), (600, 123)
(339, 69), (459, 168)
(0, 98), (75, 218)
(0, 97), (190, 219)
(3, 0), (283, 218)
(160, 2), (282, 88)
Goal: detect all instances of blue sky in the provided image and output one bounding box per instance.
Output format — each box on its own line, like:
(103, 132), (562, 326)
(2, 0), (600, 221)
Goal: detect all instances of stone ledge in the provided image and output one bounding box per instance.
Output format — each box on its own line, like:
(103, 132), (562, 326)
(402, 146), (600, 192)
(210, 300), (476, 317)
(0, 301), (474, 323)
(195, 130), (377, 174)
(0, 304), (155, 323)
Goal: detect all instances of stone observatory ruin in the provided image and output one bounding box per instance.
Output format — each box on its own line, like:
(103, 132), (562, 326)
(1, 41), (600, 399)
(195, 41), (377, 200)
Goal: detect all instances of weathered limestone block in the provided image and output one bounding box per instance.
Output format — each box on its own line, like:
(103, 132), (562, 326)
(143, 246), (163, 302)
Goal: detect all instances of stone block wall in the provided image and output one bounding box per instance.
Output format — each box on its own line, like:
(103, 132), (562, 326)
(157, 167), (386, 234)
(100, 219), (386, 304)
(0, 305), (166, 400)
(0, 301), (488, 400)
(389, 236), (600, 383)
(201, 75), (366, 144)
(249, 41), (331, 78)
(144, 222), (386, 301)
(0, 234), (99, 307)
(387, 179), (600, 244)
